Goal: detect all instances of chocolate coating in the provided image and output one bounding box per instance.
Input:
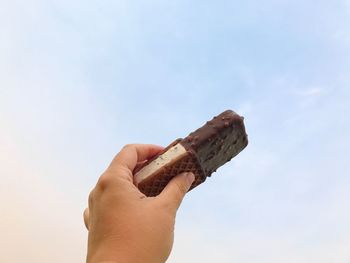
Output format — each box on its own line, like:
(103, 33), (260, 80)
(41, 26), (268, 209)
(180, 110), (248, 176)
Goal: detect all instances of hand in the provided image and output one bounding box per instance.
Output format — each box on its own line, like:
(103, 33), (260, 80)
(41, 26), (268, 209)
(84, 144), (195, 263)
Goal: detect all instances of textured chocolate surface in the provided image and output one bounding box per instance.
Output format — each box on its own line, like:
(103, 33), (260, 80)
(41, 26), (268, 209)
(180, 110), (248, 176)
(134, 109), (248, 196)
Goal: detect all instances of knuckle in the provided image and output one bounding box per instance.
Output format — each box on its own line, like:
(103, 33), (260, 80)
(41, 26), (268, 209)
(88, 189), (95, 206)
(122, 144), (135, 151)
(117, 165), (134, 182)
(83, 208), (89, 219)
(175, 180), (187, 193)
(96, 173), (112, 191)
(173, 180), (187, 197)
(83, 208), (89, 230)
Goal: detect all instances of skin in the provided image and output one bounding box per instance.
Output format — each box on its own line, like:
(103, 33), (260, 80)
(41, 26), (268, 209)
(84, 144), (195, 263)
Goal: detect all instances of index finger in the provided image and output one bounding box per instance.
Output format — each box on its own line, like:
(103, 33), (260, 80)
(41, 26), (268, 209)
(108, 144), (164, 172)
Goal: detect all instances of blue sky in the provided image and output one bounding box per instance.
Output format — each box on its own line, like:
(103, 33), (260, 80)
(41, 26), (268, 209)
(1, 0), (350, 262)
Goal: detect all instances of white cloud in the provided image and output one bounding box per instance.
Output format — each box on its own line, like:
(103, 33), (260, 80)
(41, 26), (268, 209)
(295, 87), (324, 97)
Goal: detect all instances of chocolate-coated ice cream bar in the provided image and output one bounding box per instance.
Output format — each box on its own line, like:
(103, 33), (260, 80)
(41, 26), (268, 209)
(133, 110), (248, 196)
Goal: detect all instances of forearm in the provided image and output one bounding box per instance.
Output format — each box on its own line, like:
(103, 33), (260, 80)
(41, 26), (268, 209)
(87, 241), (164, 263)
(87, 243), (138, 263)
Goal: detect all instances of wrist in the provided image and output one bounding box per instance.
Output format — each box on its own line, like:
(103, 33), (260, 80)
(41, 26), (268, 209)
(87, 245), (146, 263)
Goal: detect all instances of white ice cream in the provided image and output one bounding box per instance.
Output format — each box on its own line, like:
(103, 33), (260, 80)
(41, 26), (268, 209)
(134, 143), (187, 185)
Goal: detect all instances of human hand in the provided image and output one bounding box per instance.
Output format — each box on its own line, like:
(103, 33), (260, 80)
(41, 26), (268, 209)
(84, 144), (195, 263)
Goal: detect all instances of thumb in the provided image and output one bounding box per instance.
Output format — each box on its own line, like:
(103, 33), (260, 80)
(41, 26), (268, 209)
(157, 172), (195, 213)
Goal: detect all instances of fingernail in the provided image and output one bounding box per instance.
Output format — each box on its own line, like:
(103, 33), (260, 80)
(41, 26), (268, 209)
(186, 172), (195, 184)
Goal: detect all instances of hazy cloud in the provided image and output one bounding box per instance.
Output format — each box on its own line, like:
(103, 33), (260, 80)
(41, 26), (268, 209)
(1, 0), (350, 262)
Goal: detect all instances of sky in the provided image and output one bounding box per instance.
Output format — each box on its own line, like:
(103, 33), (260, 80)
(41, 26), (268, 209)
(1, 0), (350, 262)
